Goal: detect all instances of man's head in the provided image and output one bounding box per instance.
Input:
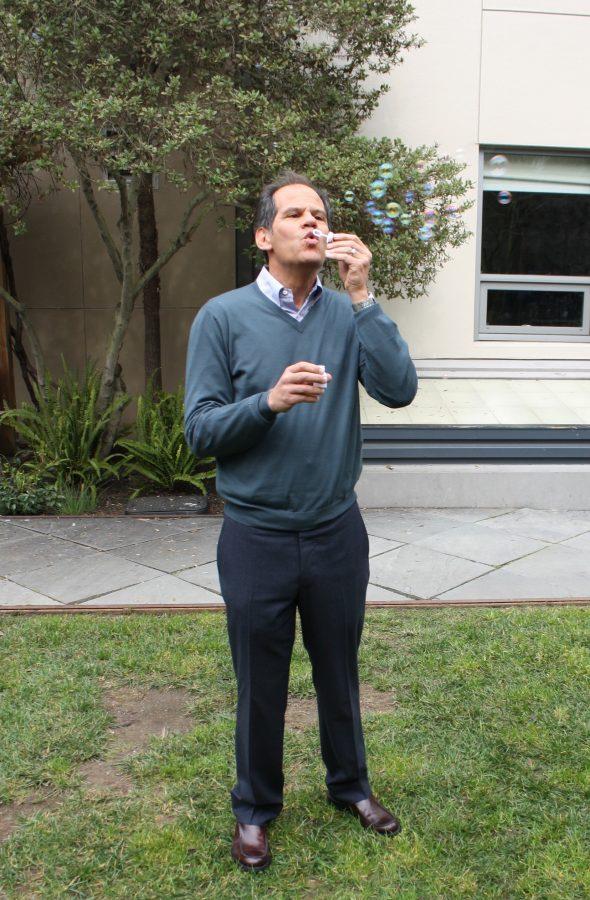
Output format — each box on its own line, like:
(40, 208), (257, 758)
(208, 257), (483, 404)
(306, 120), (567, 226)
(254, 171), (333, 272)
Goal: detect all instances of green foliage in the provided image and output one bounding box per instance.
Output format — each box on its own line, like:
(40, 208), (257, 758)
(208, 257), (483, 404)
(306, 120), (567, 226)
(0, 354), (130, 495)
(0, 0), (473, 302)
(112, 374), (216, 499)
(52, 481), (106, 515)
(0, 456), (65, 514)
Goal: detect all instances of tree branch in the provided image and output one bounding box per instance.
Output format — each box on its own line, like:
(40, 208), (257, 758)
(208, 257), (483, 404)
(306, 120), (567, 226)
(74, 154), (123, 284)
(131, 188), (211, 300)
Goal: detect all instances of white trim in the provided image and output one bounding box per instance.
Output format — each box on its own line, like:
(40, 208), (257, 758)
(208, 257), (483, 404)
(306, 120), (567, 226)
(415, 358), (590, 378)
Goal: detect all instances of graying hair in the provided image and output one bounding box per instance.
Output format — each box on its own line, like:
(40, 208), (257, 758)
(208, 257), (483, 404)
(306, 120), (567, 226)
(254, 170), (333, 233)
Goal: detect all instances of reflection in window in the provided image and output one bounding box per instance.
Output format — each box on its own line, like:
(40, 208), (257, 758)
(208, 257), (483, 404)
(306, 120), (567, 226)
(479, 151), (590, 338)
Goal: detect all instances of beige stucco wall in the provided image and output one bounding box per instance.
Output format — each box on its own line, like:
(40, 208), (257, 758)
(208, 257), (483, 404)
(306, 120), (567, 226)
(9, 153), (235, 419)
(362, 0), (590, 362)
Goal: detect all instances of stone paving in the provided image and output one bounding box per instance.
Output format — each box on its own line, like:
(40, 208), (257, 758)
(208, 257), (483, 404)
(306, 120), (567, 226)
(1, 507), (590, 610)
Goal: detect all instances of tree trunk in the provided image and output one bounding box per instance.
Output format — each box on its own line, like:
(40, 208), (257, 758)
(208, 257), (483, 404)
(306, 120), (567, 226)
(97, 175), (137, 455)
(0, 205), (40, 407)
(137, 172), (162, 394)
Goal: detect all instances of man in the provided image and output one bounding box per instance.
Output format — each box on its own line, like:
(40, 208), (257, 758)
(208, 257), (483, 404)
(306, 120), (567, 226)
(184, 171), (417, 872)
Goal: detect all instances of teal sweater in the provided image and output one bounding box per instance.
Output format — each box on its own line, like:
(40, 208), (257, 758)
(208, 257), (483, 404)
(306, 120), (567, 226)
(184, 281), (417, 530)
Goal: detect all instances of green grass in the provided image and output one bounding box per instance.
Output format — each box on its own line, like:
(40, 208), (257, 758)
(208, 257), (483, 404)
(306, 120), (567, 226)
(0, 607), (588, 898)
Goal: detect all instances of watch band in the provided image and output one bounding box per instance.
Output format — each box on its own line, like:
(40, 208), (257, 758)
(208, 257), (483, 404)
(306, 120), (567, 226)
(352, 293), (377, 313)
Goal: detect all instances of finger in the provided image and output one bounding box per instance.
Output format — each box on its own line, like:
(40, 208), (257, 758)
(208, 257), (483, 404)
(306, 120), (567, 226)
(331, 233), (368, 251)
(325, 249), (368, 264)
(325, 246), (365, 258)
(289, 361), (326, 374)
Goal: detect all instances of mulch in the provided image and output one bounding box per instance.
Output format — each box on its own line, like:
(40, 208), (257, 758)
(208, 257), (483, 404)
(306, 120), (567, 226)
(87, 477), (225, 517)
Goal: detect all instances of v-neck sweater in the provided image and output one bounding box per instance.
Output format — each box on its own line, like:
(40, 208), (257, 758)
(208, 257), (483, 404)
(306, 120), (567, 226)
(184, 281), (417, 530)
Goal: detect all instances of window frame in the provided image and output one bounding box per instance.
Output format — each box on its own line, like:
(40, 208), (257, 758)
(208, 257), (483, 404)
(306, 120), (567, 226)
(475, 146), (590, 342)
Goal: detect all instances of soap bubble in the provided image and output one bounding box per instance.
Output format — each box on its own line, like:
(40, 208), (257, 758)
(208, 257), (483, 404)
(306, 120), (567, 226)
(490, 154), (508, 171)
(422, 180), (435, 196)
(497, 190), (512, 205)
(404, 190), (414, 204)
(365, 200), (377, 212)
(344, 190), (355, 203)
(370, 179), (387, 199)
(399, 213), (412, 226)
(386, 202), (401, 218)
(371, 210), (386, 224)
(418, 225), (433, 242)
(379, 162), (394, 179)
(381, 221), (395, 235)
(423, 208), (436, 221)
(444, 204), (458, 218)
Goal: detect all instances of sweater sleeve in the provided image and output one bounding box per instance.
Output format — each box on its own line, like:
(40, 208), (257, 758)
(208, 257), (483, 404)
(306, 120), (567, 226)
(356, 301), (418, 408)
(184, 304), (278, 458)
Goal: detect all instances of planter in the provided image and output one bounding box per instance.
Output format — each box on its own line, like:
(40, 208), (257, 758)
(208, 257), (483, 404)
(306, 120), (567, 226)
(125, 491), (209, 517)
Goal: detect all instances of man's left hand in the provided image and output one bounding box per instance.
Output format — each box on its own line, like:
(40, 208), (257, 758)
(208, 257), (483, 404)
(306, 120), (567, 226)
(324, 232), (372, 303)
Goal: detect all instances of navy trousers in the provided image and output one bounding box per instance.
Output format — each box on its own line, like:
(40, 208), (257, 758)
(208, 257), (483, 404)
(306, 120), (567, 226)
(216, 499), (372, 825)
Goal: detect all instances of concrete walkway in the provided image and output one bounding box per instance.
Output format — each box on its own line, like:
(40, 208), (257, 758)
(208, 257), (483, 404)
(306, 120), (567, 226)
(2, 507), (590, 611)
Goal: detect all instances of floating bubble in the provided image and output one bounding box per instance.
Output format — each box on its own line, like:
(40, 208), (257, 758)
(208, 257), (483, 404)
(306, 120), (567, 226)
(444, 204), (458, 218)
(371, 211), (386, 224)
(490, 154), (508, 171)
(370, 179), (387, 199)
(381, 221), (395, 235)
(423, 208), (436, 221)
(422, 180), (435, 196)
(497, 190), (512, 205)
(365, 200), (377, 212)
(386, 202), (401, 219)
(418, 225), (433, 242)
(404, 190), (414, 204)
(399, 213), (412, 226)
(379, 162), (394, 179)
(344, 190), (355, 203)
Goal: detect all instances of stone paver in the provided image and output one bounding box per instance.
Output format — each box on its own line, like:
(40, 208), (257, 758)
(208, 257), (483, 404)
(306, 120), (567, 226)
(79, 574), (222, 606)
(480, 508), (590, 543)
(0, 578), (62, 605)
(412, 523), (549, 567)
(368, 543), (491, 600)
(1, 507), (590, 608)
(11, 554), (162, 604)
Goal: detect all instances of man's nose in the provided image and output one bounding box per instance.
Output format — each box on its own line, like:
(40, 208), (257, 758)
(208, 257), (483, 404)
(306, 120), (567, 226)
(303, 209), (318, 225)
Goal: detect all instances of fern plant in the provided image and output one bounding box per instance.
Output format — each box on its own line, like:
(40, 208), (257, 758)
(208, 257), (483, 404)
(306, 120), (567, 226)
(113, 374), (216, 499)
(0, 354), (131, 493)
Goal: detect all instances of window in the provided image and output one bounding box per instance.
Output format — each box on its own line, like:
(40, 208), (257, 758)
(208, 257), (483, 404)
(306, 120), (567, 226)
(477, 150), (590, 341)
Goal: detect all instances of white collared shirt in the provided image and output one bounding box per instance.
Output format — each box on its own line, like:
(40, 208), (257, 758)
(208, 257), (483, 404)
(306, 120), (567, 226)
(256, 266), (323, 322)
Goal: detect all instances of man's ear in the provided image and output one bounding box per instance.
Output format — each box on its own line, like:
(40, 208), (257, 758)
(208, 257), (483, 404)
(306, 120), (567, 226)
(255, 226), (272, 253)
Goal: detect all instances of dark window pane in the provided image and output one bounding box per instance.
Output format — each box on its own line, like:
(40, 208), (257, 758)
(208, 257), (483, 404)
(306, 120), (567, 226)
(482, 191), (590, 276)
(486, 289), (584, 327)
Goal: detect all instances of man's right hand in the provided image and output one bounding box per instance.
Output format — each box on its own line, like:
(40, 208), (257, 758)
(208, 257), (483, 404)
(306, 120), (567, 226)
(267, 362), (332, 413)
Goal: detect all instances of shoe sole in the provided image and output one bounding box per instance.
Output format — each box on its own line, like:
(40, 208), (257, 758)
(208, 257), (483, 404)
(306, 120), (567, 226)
(231, 847), (271, 872)
(327, 794), (402, 836)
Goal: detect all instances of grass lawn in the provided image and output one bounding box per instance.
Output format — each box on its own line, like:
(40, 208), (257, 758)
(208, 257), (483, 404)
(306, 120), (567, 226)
(0, 606), (588, 898)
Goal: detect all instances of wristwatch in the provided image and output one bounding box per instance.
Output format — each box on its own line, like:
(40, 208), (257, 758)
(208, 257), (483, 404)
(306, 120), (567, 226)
(352, 293), (377, 313)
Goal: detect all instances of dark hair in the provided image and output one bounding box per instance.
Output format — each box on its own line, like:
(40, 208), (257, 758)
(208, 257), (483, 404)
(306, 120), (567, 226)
(254, 170), (333, 235)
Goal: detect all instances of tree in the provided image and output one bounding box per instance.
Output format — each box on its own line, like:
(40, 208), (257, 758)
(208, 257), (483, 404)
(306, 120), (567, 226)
(0, 0), (472, 453)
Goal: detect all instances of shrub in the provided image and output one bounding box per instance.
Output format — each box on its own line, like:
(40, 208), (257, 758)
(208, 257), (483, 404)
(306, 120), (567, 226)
(0, 355), (130, 497)
(0, 456), (65, 514)
(113, 374), (216, 499)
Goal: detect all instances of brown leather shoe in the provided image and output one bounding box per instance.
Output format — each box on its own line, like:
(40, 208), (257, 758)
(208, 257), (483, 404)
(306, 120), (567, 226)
(231, 822), (272, 871)
(327, 792), (402, 835)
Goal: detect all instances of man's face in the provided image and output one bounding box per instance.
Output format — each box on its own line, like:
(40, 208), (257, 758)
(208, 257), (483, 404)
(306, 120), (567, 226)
(255, 183), (329, 268)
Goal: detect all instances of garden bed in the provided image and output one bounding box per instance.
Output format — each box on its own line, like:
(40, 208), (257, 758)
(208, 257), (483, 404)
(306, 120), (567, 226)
(84, 477), (225, 518)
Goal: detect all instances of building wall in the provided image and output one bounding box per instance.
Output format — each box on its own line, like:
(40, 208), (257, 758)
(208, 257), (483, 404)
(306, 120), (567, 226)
(361, 0), (590, 363)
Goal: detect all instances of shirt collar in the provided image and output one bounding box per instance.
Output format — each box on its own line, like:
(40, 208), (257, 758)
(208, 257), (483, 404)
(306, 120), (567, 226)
(256, 265), (323, 309)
